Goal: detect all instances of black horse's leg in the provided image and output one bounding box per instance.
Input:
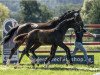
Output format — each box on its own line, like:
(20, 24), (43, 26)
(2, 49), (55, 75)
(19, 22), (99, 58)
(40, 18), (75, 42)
(44, 45), (57, 67)
(6, 43), (21, 65)
(58, 43), (73, 64)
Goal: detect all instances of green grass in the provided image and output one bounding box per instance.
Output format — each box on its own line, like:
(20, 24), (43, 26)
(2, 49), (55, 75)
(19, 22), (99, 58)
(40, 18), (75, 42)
(0, 68), (97, 75)
(0, 33), (99, 73)
(0, 47), (100, 75)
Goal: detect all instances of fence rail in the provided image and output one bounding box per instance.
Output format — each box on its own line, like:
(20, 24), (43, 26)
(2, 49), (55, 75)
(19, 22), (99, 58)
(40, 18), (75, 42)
(1, 24), (100, 53)
(19, 50), (100, 53)
(84, 24), (100, 28)
(64, 42), (100, 45)
(65, 34), (100, 37)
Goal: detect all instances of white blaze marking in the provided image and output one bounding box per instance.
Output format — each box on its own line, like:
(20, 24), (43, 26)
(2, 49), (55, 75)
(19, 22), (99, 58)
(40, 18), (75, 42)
(33, 23), (38, 28)
(74, 13), (79, 17)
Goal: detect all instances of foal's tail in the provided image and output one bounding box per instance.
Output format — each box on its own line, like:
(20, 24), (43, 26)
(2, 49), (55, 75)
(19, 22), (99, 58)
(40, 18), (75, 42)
(1, 26), (19, 44)
(13, 33), (28, 43)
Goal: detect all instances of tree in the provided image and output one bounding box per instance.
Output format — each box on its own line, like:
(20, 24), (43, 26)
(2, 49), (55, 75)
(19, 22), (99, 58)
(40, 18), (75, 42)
(39, 5), (53, 22)
(81, 0), (100, 41)
(0, 3), (9, 54)
(0, 0), (20, 12)
(0, 3), (10, 26)
(81, 0), (100, 23)
(20, 0), (53, 23)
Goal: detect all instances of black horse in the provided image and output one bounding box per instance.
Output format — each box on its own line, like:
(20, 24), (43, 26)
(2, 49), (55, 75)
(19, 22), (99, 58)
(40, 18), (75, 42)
(17, 10), (83, 65)
(5, 10), (83, 65)
(14, 16), (81, 67)
(1, 11), (71, 45)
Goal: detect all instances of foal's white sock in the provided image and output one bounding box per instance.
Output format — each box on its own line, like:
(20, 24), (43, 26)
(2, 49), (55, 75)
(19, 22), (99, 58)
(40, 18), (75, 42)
(6, 59), (10, 65)
(36, 58), (40, 64)
(29, 56), (36, 64)
(44, 61), (50, 68)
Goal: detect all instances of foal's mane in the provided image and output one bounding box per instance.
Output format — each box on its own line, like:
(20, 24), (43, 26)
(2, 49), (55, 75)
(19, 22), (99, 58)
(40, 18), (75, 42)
(47, 19), (57, 23)
(46, 11), (69, 24)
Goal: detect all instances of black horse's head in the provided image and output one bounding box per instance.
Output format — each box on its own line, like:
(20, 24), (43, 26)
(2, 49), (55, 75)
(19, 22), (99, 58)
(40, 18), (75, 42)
(49, 11), (70, 27)
(61, 10), (83, 32)
(51, 10), (83, 32)
(58, 10), (71, 22)
(70, 18), (81, 33)
(59, 10), (84, 28)
(73, 10), (84, 29)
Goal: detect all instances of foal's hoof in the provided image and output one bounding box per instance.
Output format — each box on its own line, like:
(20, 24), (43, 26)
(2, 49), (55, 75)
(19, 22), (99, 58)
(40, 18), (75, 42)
(66, 63), (68, 66)
(6, 59), (10, 66)
(31, 62), (35, 66)
(69, 61), (73, 65)
(37, 63), (39, 66)
(14, 64), (19, 69)
(44, 61), (50, 68)
(66, 60), (73, 65)
(44, 64), (48, 68)
(36, 58), (40, 66)
(70, 63), (73, 65)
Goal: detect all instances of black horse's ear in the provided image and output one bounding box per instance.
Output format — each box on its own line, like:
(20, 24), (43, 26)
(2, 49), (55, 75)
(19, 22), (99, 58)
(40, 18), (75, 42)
(68, 10), (71, 13)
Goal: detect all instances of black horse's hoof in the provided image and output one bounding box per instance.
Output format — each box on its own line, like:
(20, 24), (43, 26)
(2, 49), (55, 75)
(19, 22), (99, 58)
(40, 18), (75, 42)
(37, 64), (39, 66)
(70, 63), (73, 65)
(60, 58), (63, 62)
(69, 60), (73, 65)
(66, 63), (68, 66)
(31, 62), (35, 67)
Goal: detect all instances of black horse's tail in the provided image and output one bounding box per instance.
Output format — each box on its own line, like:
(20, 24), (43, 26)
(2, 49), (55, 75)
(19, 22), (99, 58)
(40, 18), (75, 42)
(1, 26), (19, 44)
(13, 33), (28, 43)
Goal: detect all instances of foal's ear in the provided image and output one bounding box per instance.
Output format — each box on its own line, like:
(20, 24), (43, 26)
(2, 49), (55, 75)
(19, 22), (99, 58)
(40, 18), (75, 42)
(77, 9), (81, 12)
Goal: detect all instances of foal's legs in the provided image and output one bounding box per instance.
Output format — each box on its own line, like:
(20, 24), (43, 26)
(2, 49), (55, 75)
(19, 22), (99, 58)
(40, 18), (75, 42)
(58, 43), (72, 64)
(29, 43), (41, 59)
(20, 43), (34, 62)
(19, 43), (41, 63)
(44, 45), (57, 67)
(29, 44), (41, 65)
(19, 40), (39, 66)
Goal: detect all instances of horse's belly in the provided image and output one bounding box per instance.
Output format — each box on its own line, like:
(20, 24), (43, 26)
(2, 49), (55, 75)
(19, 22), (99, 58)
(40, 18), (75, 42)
(38, 35), (55, 44)
(39, 38), (52, 44)
(38, 32), (65, 45)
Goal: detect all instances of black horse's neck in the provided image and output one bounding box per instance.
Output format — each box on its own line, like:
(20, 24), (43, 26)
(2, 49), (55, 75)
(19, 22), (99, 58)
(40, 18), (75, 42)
(49, 19), (60, 28)
(36, 19), (59, 29)
(55, 18), (75, 35)
(36, 12), (69, 29)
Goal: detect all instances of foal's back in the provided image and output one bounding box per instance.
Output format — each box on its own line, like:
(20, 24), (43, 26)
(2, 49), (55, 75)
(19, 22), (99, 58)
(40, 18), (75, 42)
(27, 19), (75, 44)
(27, 28), (59, 44)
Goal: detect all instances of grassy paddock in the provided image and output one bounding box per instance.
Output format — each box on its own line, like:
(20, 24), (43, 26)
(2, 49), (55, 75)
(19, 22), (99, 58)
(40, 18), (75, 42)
(0, 53), (100, 75)
(0, 45), (100, 75)
(19, 45), (100, 51)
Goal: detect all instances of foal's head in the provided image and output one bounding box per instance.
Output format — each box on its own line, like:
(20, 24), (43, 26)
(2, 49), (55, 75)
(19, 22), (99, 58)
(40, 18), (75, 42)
(62, 16), (81, 33)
